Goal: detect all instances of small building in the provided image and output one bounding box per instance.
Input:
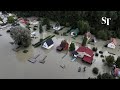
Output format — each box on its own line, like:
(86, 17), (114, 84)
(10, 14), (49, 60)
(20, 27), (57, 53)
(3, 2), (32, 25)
(56, 40), (69, 51)
(107, 38), (117, 49)
(113, 68), (120, 77)
(42, 38), (54, 49)
(70, 28), (80, 37)
(53, 22), (61, 31)
(72, 46), (94, 64)
(85, 31), (92, 40)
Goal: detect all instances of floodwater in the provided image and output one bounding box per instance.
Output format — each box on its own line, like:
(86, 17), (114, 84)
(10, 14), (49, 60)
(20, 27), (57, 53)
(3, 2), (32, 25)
(0, 24), (120, 79)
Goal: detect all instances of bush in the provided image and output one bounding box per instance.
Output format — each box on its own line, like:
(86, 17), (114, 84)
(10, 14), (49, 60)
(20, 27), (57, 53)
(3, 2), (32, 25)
(82, 37), (87, 46)
(92, 47), (98, 52)
(115, 56), (120, 68)
(0, 17), (2, 22)
(39, 24), (43, 33)
(92, 67), (99, 74)
(99, 51), (103, 54)
(95, 53), (99, 57)
(63, 32), (67, 36)
(97, 73), (114, 79)
(101, 55), (104, 58)
(102, 59), (105, 62)
(7, 16), (15, 23)
(106, 55), (115, 67)
(54, 31), (59, 35)
(69, 42), (75, 52)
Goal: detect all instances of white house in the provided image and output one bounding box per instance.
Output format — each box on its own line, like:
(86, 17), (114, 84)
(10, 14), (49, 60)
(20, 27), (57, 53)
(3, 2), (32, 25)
(107, 38), (117, 49)
(42, 38), (54, 49)
(107, 43), (116, 49)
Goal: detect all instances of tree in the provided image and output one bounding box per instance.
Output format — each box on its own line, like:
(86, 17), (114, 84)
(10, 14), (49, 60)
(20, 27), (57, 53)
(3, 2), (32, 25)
(92, 67), (99, 74)
(106, 55), (115, 67)
(69, 42), (75, 52)
(77, 20), (90, 34)
(82, 37), (87, 46)
(42, 18), (50, 30)
(39, 24), (43, 33)
(116, 56), (120, 68)
(10, 26), (31, 47)
(92, 47), (98, 52)
(101, 73), (114, 79)
(7, 16), (15, 23)
(97, 73), (114, 79)
(96, 30), (108, 40)
(0, 17), (2, 22)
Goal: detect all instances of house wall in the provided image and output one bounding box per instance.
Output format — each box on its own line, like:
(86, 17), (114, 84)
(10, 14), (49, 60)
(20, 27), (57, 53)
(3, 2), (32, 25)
(42, 42), (54, 49)
(107, 43), (115, 49)
(77, 52), (84, 58)
(42, 42), (48, 49)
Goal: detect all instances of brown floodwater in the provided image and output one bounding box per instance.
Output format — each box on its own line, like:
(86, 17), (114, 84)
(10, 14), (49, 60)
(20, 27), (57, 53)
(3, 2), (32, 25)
(0, 23), (120, 79)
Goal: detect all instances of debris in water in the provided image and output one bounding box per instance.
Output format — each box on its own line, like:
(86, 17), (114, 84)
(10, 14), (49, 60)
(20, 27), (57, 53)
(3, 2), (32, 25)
(28, 54), (40, 63)
(78, 67), (81, 72)
(9, 42), (14, 45)
(39, 60), (45, 64)
(83, 67), (86, 72)
(12, 46), (21, 52)
(60, 64), (65, 69)
(0, 34), (2, 36)
(62, 52), (68, 59)
(39, 56), (47, 64)
(34, 37), (38, 39)
(6, 30), (10, 33)
(23, 50), (28, 53)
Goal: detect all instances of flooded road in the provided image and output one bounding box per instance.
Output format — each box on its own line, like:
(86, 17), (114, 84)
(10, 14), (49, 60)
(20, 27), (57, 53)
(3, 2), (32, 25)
(0, 26), (120, 79)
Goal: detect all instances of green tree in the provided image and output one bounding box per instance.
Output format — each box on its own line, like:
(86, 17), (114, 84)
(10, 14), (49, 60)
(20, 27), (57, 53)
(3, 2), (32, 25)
(7, 16), (15, 23)
(10, 26), (31, 47)
(42, 18), (50, 30)
(82, 37), (87, 46)
(39, 24), (43, 33)
(116, 56), (120, 68)
(96, 30), (108, 40)
(101, 73), (114, 79)
(69, 42), (75, 52)
(0, 17), (3, 22)
(106, 55), (115, 67)
(77, 20), (90, 34)
(92, 67), (99, 74)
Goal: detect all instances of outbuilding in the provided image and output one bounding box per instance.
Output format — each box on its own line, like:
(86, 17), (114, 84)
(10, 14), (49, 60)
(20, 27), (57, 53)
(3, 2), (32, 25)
(42, 38), (54, 49)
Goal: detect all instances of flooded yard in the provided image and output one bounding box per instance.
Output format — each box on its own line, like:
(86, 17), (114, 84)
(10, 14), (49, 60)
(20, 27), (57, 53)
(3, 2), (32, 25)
(0, 24), (120, 79)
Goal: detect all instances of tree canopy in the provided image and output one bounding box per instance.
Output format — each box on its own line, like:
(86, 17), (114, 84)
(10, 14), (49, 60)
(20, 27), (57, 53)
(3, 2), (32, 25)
(10, 11), (120, 40)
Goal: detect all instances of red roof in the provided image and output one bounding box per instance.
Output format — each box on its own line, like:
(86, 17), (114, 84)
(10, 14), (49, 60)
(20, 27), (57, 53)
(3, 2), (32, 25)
(83, 55), (93, 64)
(77, 46), (94, 57)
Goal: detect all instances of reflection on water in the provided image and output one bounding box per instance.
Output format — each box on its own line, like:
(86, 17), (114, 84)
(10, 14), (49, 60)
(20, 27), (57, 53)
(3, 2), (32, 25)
(15, 45), (34, 62)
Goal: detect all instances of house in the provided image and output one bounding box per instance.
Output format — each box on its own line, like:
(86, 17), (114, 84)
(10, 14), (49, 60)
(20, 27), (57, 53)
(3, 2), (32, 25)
(107, 38), (117, 49)
(56, 40), (69, 51)
(85, 31), (92, 40)
(114, 68), (120, 77)
(42, 38), (54, 49)
(53, 22), (61, 31)
(70, 28), (80, 37)
(72, 46), (94, 64)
